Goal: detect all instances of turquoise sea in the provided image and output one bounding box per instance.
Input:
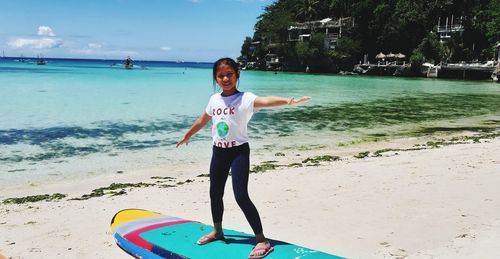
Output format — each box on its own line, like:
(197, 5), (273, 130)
(1, 58), (499, 186)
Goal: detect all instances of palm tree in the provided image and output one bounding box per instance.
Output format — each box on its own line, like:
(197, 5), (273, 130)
(295, 0), (320, 22)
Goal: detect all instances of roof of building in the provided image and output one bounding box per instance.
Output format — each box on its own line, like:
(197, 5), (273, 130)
(288, 17), (353, 30)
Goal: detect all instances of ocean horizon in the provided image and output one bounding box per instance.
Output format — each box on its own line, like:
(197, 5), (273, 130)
(0, 56), (214, 64)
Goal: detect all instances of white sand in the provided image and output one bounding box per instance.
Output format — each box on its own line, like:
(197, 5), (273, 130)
(1, 137), (500, 259)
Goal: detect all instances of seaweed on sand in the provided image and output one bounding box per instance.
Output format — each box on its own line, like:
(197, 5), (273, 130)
(70, 182), (155, 200)
(2, 193), (67, 204)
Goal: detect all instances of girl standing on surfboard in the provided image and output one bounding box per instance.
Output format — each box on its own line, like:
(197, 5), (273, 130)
(177, 57), (310, 259)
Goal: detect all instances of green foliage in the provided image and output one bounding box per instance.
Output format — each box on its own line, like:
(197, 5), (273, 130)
(294, 0), (320, 21)
(295, 41), (313, 61)
(484, 0), (500, 45)
(242, 0), (499, 71)
(410, 49), (425, 67)
(329, 36), (361, 60)
(416, 32), (447, 64)
(240, 37), (253, 58)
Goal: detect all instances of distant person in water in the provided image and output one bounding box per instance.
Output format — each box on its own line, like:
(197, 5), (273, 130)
(123, 56), (133, 68)
(177, 57), (310, 258)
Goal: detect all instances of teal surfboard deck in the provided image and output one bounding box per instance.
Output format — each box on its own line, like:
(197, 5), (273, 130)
(111, 209), (345, 258)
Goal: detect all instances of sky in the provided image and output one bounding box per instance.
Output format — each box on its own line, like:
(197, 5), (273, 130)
(0, 0), (273, 62)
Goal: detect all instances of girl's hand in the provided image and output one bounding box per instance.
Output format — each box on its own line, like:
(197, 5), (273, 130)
(176, 136), (190, 148)
(176, 112), (211, 148)
(288, 96), (311, 105)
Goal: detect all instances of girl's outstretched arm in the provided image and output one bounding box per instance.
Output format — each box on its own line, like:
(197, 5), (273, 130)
(176, 112), (211, 147)
(254, 96), (311, 108)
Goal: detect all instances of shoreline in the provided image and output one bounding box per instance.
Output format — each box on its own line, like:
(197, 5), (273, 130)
(2, 128), (498, 199)
(1, 131), (500, 258)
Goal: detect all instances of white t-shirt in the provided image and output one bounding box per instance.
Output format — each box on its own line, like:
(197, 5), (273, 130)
(205, 91), (258, 148)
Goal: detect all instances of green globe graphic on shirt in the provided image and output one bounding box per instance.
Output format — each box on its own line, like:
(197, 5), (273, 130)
(216, 121), (229, 138)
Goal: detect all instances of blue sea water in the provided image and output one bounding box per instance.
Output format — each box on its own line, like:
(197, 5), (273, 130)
(1, 57), (499, 186)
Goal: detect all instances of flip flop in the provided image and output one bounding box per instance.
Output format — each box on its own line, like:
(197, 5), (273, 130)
(196, 234), (223, 245)
(248, 245), (274, 259)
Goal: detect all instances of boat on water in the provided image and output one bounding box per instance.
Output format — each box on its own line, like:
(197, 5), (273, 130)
(36, 55), (47, 65)
(123, 56), (133, 69)
(111, 56), (145, 69)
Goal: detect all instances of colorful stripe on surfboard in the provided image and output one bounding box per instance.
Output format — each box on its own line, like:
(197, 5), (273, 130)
(112, 209), (192, 258)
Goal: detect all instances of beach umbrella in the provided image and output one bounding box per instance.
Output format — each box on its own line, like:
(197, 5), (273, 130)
(396, 53), (406, 59)
(375, 52), (386, 59)
(386, 52), (396, 59)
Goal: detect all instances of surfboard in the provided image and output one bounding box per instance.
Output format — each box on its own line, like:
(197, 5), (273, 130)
(111, 209), (345, 259)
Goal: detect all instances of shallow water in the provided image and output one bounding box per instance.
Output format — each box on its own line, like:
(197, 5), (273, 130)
(1, 58), (499, 185)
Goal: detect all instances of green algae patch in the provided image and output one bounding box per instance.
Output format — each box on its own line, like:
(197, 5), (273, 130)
(252, 94), (500, 134)
(425, 141), (445, 148)
(3, 193), (67, 204)
(251, 155), (341, 172)
(368, 131), (500, 157)
(373, 148), (401, 157)
(177, 179), (195, 185)
(421, 132), (500, 148)
(151, 176), (177, 184)
(302, 155), (340, 165)
(284, 144), (327, 151)
(287, 163), (303, 168)
(482, 120), (500, 125)
(251, 161), (279, 173)
(151, 176), (176, 180)
(158, 184), (177, 188)
(262, 160), (279, 164)
(416, 126), (498, 135)
(354, 151), (370, 159)
(71, 182), (155, 200)
(337, 136), (384, 147)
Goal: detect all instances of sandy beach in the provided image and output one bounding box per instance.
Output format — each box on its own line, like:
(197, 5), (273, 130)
(1, 134), (500, 259)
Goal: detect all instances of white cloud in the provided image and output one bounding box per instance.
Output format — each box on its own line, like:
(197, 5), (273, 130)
(7, 26), (62, 50)
(160, 46), (172, 51)
(37, 26), (56, 37)
(8, 37), (62, 49)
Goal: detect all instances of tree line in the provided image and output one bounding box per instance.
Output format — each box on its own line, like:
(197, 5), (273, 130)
(239, 0), (500, 73)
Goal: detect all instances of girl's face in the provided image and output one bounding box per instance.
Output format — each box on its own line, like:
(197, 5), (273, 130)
(216, 63), (239, 94)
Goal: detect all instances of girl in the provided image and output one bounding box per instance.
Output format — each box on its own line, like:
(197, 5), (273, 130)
(177, 57), (310, 259)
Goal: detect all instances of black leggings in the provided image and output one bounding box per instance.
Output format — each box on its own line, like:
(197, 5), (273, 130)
(209, 143), (263, 235)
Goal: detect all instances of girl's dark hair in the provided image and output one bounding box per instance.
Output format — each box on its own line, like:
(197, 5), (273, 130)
(212, 57), (240, 89)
